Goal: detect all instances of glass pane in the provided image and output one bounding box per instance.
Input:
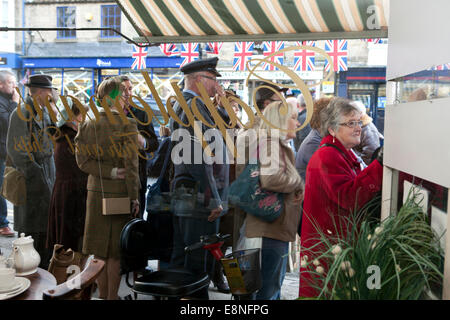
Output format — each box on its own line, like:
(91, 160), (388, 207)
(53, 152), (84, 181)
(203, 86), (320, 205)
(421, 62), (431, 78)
(393, 65), (450, 103)
(397, 171), (448, 215)
(348, 83), (375, 90)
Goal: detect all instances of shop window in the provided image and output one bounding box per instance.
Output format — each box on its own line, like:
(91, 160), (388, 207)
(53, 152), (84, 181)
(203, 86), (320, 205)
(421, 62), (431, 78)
(101, 5), (121, 38)
(33, 69), (94, 104)
(392, 65), (450, 103)
(57, 6), (76, 39)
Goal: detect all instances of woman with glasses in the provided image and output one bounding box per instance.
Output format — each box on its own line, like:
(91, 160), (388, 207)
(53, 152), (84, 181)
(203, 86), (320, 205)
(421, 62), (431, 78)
(299, 97), (383, 298)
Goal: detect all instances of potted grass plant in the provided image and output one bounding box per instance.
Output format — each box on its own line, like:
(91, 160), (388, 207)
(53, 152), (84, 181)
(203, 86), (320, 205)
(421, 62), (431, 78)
(299, 190), (444, 300)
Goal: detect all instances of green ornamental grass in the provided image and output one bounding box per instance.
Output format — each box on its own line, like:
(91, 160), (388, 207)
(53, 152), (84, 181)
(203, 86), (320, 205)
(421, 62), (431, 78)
(299, 190), (444, 300)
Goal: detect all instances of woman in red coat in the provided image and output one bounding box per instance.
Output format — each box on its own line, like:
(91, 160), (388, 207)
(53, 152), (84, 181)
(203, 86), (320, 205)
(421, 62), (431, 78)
(299, 97), (383, 298)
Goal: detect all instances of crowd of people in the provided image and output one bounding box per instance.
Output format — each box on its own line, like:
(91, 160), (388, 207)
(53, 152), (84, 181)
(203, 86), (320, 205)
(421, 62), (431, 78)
(0, 56), (385, 300)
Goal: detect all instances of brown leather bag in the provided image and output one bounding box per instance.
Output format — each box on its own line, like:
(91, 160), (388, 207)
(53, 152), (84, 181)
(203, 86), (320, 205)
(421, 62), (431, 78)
(47, 244), (86, 285)
(1, 155), (26, 206)
(1, 120), (32, 206)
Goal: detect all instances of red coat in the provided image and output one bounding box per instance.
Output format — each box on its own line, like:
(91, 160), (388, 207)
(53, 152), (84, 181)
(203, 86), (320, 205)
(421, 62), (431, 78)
(299, 134), (383, 298)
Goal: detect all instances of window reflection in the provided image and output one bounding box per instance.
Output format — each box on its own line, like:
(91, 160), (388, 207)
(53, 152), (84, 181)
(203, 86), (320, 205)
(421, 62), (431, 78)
(393, 64), (450, 103)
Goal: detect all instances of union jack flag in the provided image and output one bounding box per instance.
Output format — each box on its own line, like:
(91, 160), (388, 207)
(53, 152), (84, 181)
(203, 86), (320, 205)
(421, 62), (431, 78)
(262, 41), (284, 71)
(159, 43), (180, 56)
(205, 42), (223, 55)
(180, 43), (199, 67)
(433, 63), (450, 70)
(233, 42), (254, 71)
(364, 38), (386, 44)
(20, 69), (31, 85)
(324, 40), (348, 72)
(293, 41), (316, 71)
(131, 44), (148, 70)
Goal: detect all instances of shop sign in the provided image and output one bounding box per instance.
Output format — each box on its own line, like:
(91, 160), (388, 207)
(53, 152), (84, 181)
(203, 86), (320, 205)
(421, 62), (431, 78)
(377, 97), (386, 109)
(101, 69), (120, 76)
(0, 57), (7, 65)
(322, 81), (335, 93)
(96, 59), (112, 67)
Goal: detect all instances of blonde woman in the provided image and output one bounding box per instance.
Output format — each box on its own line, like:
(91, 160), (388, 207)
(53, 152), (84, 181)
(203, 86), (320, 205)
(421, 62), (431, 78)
(235, 100), (304, 300)
(75, 76), (139, 300)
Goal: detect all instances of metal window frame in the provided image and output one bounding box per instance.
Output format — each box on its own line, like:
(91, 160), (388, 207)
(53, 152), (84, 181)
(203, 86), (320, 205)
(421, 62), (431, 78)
(100, 4), (121, 38)
(56, 6), (76, 39)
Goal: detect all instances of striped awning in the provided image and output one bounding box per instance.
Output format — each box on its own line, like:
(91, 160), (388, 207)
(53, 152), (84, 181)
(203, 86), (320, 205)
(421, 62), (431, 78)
(116, 0), (389, 43)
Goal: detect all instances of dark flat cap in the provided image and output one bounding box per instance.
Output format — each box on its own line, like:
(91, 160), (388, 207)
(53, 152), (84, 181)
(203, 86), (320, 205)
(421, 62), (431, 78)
(25, 74), (58, 90)
(255, 82), (288, 101)
(181, 57), (221, 77)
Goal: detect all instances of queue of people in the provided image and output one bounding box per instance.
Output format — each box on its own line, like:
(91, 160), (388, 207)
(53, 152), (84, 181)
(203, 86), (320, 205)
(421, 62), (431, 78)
(0, 58), (384, 300)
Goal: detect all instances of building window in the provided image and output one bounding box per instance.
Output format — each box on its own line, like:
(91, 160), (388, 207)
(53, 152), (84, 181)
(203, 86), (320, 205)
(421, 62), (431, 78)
(57, 6), (76, 39)
(101, 5), (121, 38)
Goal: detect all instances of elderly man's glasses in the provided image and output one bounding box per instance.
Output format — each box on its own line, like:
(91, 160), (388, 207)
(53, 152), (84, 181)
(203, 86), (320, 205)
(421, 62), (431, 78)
(339, 120), (363, 128)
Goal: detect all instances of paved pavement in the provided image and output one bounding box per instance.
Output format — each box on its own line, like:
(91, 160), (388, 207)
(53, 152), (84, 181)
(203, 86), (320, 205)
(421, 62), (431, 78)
(1, 200), (299, 300)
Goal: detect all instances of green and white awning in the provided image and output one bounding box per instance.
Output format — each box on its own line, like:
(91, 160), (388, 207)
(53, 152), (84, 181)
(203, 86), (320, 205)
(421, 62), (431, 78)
(116, 0), (389, 43)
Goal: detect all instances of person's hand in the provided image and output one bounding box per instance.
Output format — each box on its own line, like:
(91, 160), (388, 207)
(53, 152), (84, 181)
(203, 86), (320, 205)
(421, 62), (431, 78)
(137, 134), (146, 149)
(131, 200), (140, 218)
(376, 146), (384, 166)
(116, 168), (126, 179)
(208, 205), (223, 222)
(293, 190), (303, 203)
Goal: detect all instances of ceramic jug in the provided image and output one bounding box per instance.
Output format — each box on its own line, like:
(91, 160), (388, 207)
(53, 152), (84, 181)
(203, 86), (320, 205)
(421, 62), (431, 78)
(10, 233), (41, 276)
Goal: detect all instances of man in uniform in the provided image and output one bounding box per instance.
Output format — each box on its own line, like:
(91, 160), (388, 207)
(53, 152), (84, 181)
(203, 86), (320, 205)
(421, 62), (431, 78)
(6, 74), (57, 268)
(169, 57), (229, 299)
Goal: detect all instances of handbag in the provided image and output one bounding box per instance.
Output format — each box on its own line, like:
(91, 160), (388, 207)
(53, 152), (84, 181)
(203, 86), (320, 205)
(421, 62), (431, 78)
(0, 119), (32, 206)
(93, 121), (130, 215)
(228, 144), (286, 223)
(146, 141), (172, 213)
(1, 156), (26, 206)
(47, 244), (85, 285)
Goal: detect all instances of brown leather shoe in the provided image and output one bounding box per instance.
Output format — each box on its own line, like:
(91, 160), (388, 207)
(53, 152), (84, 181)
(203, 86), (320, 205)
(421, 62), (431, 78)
(0, 227), (15, 237)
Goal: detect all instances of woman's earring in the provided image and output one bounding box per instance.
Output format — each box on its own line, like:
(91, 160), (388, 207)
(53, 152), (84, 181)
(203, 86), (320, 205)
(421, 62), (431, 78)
(332, 135), (335, 143)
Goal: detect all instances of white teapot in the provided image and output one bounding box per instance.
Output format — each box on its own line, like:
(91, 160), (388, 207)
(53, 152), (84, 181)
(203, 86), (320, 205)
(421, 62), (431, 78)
(10, 233), (41, 276)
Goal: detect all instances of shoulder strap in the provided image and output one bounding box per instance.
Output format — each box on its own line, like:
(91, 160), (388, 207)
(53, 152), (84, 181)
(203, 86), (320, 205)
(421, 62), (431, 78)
(319, 143), (343, 153)
(256, 138), (287, 172)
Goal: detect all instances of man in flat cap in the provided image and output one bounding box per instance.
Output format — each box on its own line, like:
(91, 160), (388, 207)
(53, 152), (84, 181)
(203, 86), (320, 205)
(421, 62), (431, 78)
(169, 57), (229, 299)
(6, 74), (57, 268)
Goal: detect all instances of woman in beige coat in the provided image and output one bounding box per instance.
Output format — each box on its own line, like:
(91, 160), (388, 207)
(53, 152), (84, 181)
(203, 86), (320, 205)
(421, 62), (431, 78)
(75, 76), (140, 300)
(235, 100), (304, 300)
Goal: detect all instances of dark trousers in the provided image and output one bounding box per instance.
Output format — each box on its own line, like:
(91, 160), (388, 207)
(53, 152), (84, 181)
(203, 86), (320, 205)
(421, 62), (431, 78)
(169, 215), (220, 299)
(139, 175), (147, 218)
(0, 161), (9, 228)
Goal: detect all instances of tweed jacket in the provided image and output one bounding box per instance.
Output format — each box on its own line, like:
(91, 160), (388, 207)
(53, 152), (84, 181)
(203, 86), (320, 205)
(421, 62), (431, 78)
(75, 109), (139, 201)
(75, 109), (139, 258)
